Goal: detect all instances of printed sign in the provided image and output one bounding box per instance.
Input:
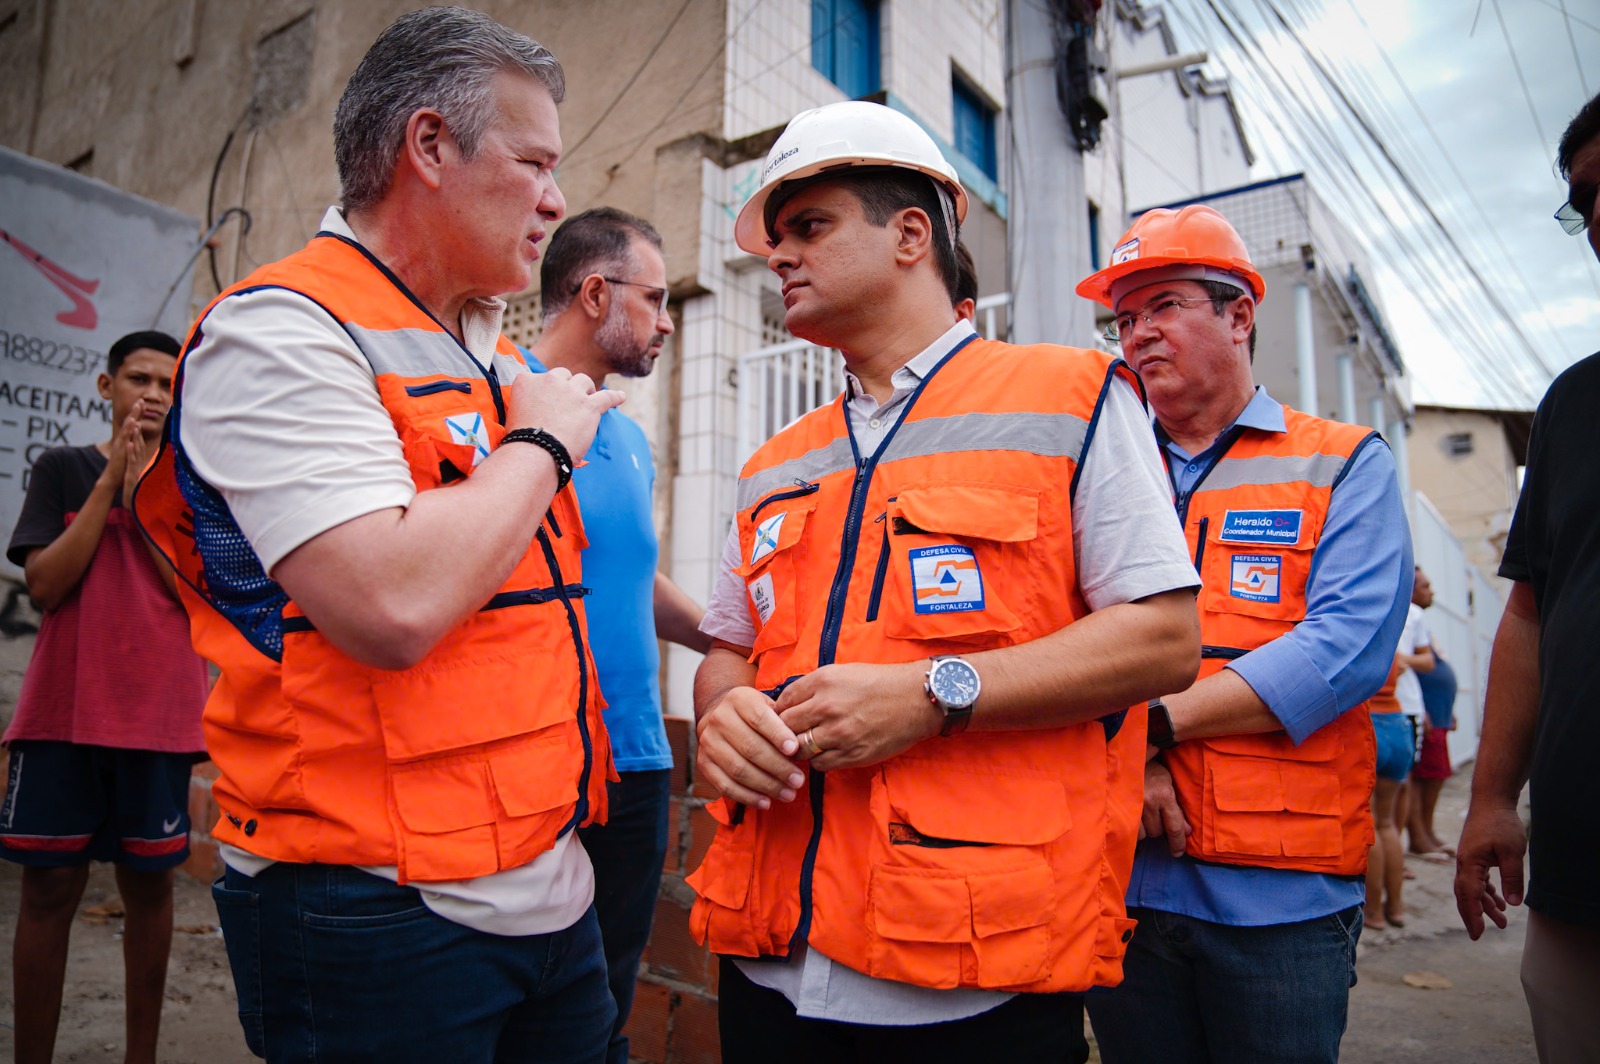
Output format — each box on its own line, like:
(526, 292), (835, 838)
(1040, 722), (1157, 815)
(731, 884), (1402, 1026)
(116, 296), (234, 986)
(910, 545), (985, 614)
(1230, 554), (1282, 602)
(1218, 509), (1303, 546)
(0, 146), (199, 580)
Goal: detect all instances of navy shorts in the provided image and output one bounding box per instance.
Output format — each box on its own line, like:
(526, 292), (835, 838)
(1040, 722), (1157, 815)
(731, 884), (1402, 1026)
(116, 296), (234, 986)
(1371, 712), (1414, 783)
(0, 740), (195, 870)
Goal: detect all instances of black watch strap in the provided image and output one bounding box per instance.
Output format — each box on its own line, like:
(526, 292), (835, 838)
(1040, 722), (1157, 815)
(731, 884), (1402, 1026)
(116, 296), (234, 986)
(1147, 697), (1179, 750)
(501, 428), (573, 492)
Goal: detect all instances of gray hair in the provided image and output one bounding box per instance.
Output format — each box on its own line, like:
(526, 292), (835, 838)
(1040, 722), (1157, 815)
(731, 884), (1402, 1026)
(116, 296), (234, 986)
(334, 6), (565, 214)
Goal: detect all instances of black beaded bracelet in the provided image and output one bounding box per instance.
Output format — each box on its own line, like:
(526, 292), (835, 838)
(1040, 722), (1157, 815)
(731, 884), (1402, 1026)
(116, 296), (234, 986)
(501, 428), (573, 492)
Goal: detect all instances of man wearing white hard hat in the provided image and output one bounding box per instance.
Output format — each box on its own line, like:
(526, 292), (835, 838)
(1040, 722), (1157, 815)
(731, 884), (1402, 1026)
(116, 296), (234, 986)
(1076, 206), (1412, 1064)
(687, 100), (1202, 1062)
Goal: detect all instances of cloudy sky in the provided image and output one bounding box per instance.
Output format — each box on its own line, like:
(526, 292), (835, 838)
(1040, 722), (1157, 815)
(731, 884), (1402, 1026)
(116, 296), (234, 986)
(1159, 0), (1598, 410)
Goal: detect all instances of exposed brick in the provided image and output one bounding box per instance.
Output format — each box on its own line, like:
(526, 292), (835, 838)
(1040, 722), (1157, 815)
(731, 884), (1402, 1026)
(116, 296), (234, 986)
(684, 802), (717, 876)
(191, 758), (220, 782)
(665, 714), (692, 796)
(668, 989), (722, 1064)
(645, 893), (710, 987)
(623, 980), (672, 1064)
(664, 797), (682, 873)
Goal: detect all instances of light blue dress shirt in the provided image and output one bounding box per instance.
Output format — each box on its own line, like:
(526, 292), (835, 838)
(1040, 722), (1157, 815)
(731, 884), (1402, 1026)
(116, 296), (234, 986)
(1129, 387), (1413, 925)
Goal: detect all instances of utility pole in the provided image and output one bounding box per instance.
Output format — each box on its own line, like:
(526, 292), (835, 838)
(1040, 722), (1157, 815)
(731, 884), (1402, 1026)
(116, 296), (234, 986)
(1004, 0), (1094, 346)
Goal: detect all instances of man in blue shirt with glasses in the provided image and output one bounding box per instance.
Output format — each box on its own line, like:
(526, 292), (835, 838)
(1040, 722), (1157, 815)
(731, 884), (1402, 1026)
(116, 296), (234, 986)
(525, 207), (712, 1064)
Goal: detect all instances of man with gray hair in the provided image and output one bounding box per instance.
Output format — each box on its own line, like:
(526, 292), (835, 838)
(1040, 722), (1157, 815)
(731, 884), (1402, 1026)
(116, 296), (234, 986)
(134, 8), (623, 1060)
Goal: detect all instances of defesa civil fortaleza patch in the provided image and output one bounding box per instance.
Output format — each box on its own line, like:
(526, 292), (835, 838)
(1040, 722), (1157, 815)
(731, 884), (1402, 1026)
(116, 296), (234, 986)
(910, 545), (985, 614)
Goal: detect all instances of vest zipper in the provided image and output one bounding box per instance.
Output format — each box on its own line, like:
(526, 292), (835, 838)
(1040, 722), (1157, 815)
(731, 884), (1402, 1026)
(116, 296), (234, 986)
(750, 480), (820, 522)
(787, 331), (977, 961)
(534, 524), (594, 831)
(1193, 516), (1209, 570)
(865, 512), (890, 622)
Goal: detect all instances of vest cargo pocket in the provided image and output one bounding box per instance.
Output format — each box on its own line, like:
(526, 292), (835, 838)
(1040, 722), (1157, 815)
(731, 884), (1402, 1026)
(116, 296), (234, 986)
(867, 760), (1067, 988)
(882, 484), (1038, 644)
(1205, 750), (1343, 859)
(389, 755), (499, 881)
(687, 801), (762, 956)
(1200, 532), (1314, 624)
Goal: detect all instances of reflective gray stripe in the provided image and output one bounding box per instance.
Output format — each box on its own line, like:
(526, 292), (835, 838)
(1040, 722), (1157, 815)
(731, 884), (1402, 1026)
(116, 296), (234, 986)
(735, 410), (1089, 511)
(886, 411), (1087, 465)
(344, 322), (492, 379)
(1198, 452), (1350, 492)
(491, 352), (528, 383)
(738, 437), (856, 510)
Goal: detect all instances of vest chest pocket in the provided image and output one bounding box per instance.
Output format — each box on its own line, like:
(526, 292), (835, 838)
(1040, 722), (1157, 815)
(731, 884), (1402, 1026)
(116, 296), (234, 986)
(1199, 522), (1314, 624)
(880, 484), (1038, 644)
(394, 402), (504, 488)
(736, 500), (817, 657)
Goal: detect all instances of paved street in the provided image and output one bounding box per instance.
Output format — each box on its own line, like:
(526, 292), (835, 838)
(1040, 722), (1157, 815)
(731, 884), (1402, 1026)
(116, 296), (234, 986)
(1342, 766), (1537, 1063)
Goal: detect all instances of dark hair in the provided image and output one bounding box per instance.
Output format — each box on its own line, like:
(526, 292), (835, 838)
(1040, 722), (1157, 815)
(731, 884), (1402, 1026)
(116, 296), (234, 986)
(1557, 90), (1600, 180)
(107, 330), (180, 376)
(334, 6), (565, 214)
(955, 241), (978, 307)
(539, 207), (663, 320)
(1199, 280), (1258, 361)
(766, 168), (960, 301)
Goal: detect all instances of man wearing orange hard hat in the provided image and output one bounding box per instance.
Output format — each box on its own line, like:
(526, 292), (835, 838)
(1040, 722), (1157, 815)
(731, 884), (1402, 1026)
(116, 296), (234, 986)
(1078, 205), (1414, 1064)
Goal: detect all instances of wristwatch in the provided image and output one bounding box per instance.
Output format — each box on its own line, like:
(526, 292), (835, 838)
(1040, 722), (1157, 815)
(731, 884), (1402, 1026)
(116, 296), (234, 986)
(1147, 697), (1179, 750)
(924, 656), (981, 736)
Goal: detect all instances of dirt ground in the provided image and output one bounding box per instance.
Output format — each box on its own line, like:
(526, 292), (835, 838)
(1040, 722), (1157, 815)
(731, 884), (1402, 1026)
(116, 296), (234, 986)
(0, 765), (1537, 1063)
(0, 860), (252, 1063)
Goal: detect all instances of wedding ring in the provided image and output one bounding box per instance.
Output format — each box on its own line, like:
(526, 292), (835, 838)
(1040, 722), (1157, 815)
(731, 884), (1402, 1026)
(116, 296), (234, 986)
(800, 728), (823, 758)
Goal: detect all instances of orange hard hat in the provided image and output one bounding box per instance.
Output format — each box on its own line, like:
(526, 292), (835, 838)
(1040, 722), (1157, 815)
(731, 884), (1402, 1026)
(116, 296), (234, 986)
(1076, 204), (1266, 309)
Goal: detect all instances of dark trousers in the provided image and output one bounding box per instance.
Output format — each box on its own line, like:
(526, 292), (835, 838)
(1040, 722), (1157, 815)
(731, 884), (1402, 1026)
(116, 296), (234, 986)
(576, 768), (671, 1064)
(717, 955), (1090, 1064)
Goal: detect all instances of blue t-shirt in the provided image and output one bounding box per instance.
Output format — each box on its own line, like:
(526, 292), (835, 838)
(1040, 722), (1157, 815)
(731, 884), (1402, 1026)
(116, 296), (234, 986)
(1417, 653), (1457, 729)
(525, 353), (670, 772)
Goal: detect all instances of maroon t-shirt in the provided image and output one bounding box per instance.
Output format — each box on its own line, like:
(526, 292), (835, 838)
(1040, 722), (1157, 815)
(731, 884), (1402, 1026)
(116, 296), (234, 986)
(6, 445), (208, 752)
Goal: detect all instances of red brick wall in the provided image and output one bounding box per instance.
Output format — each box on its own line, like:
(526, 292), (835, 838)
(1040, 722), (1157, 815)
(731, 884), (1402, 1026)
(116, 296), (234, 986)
(181, 760), (223, 884)
(621, 714), (723, 1064)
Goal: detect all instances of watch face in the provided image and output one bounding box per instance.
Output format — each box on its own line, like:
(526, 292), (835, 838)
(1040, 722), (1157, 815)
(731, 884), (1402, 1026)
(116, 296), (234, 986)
(932, 658), (980, 707)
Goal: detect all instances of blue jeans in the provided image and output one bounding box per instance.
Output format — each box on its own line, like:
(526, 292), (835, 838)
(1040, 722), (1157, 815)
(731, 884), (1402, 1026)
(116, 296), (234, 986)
(1086, 905), (1363, 1064)
(577, 769), (671, 1064)
(213, 862), (614, 1063)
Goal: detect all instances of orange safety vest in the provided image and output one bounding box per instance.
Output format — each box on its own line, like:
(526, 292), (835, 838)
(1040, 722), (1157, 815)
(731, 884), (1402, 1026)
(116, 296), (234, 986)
(134, 232), (612, 884)
(1162, 405), (1380, 875)
(688, 336), (1150, 994)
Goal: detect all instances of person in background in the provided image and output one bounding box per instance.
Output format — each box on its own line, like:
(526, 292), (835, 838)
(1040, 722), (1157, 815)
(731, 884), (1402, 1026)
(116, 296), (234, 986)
(1077, 205), (1411, 1064)
(527, 206), (712, 1064)
(1394, 566), (1436, 859)
(3, 330), (210, 1064)
(1456, 88), (1600, 1064)
(1409, 641), (1459, 859)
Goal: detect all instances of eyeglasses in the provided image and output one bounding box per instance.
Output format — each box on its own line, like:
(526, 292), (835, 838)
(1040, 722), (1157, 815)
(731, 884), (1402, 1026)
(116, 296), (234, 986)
(1555, 194), (1592, 236)
(1103, 296), (1215, 345)
(600, 277), (669, 317)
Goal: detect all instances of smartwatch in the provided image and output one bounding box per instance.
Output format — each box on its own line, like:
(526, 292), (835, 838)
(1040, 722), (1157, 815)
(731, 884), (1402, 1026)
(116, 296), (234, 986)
(1147, 697), (1179, 750)
(924, 656), (981, 736)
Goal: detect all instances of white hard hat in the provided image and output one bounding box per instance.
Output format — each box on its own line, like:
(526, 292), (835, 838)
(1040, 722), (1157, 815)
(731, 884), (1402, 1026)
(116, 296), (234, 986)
(734, 101), (969, 255)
